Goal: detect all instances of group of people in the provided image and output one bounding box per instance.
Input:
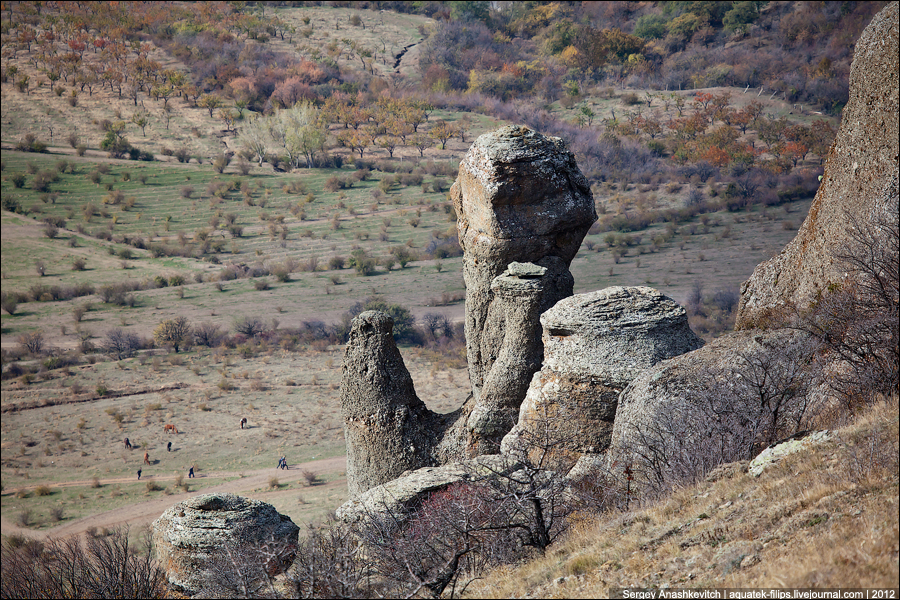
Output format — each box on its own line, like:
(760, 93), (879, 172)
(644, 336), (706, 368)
(277, 456), (289, 470)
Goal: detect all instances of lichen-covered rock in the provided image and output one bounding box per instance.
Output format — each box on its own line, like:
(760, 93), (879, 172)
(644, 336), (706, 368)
(341, 311), (441, 496)
(151, 493), (299, 597)
(450, 125), (596, 402)
(501, 287), (703, 470)
(748, 430), (835, 477)
(736, 3), (899, 328)
(464, 258), (574, 454)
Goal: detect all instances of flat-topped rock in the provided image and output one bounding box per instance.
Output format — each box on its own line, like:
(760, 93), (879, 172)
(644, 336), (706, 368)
(151, 493), (299, 597)
(541, 286), (704, 381)
(501, 287), (703, 469)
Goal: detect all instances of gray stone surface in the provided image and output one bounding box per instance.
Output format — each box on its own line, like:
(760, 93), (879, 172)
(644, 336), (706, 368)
(501, 287), (704, 470)
(450, 125), (596, 404)
(341, 311), (441, 496)
(463, 257), (575, 454)
(336, 455), (516, 525)
(151, 493), (299, 597)
(605, 329), (818, 490)
(748, 430), (835, 477)
(736, 3), (899, 328)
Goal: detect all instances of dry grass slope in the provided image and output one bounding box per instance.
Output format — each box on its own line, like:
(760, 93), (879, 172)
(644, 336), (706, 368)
(466, 397), (899, 596)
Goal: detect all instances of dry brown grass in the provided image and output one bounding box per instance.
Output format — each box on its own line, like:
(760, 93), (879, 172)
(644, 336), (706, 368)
(464, 397), (899, 597)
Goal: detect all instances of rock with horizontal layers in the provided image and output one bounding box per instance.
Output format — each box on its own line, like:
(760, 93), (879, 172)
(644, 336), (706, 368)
(736, 3), (899, 328)
(501, 286), (704, 470)
(151, 493), (299, 597)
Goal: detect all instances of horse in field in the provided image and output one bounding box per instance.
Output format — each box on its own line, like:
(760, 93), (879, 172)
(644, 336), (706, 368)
(164, 424), (178, 434)
(124, 438), (132, 449)
(143, 452), (150, 465)
(240, 417), (247, 429)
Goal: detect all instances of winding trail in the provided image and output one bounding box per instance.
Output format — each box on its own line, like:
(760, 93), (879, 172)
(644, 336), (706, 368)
(0, 456), (346, 540)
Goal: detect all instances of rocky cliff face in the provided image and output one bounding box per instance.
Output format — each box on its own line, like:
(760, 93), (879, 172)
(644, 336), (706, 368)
(735, 2), (899, 328)
(152, 493), (299, 597)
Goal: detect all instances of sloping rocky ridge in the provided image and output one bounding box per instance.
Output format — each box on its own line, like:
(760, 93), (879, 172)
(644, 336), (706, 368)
(735, 1), (899, 329)
(610, 2), (899, 495)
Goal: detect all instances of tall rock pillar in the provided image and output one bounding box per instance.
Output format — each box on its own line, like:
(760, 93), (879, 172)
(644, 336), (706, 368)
(449, 125), (597, 454)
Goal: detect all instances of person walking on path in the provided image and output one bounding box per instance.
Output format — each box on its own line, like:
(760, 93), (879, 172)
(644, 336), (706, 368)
(137, 468), (142, 480)
(188, 466), (195, 478)
(167, 441), (172, 452)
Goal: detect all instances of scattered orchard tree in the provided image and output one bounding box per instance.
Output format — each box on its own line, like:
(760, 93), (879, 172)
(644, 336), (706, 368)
(153, 317), (192, 353)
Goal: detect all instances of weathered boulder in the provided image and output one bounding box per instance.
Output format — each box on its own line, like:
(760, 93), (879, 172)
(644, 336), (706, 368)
(336, 455), (514, 525)
(606, 329), (820, 493)
(151, 493), (299, 597)
(341, 311), (443, 496)
(450, 125), (596, 408)
(748, 430), (835, 477)
(735, 2), (899, 329)
(501, 286), (704, 470)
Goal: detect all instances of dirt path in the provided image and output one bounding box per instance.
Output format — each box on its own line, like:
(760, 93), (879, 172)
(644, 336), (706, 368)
(0, 456), (346, 540)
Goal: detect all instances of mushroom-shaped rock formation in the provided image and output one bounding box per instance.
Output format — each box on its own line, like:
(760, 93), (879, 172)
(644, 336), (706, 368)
(501, 286), (704, 471)
(450, 125), (596, 401)
(151, 493), (300, 597)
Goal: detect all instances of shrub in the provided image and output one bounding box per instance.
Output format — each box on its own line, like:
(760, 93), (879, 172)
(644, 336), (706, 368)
(1, 293), (17, 315)
(103, 328), (142, 360)
(18, 331), (44, 355)
(9, 172), (27, 188)
(233, 316), (265, 337)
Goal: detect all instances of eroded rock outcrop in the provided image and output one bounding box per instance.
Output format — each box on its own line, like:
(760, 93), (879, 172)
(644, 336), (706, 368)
(735, 2), (899, 328)
(336, 455), (513, 525)
(341, 311), (442, 496)
(501, 286), (704, 471)
(341, 127), (597, 495)
(152, 493), (299, 597)
(605, 329), (820, 492)
(450, 125), (596, 451)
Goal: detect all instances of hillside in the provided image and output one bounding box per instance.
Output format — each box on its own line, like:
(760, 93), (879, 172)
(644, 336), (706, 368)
(2, 2), (897, 597)
(467, 398), (899, 596)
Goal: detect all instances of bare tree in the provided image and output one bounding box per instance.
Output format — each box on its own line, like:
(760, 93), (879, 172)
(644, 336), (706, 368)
(798, 204), (899, 405)
(17, 330), (45, 355)
(103, 328), (142, 360)
(193, 322), (223, 348)
(233, 316), (266, 337)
